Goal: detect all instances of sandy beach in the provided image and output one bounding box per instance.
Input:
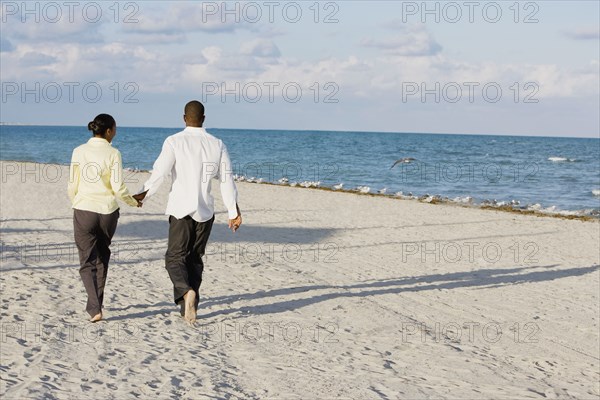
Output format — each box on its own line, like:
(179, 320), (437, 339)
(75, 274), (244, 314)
(0, 161), (599, 399)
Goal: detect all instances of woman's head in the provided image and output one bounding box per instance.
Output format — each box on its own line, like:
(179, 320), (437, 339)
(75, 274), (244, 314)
(88, 114), (116, 142)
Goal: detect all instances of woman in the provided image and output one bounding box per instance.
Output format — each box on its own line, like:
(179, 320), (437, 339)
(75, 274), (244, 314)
(67, 114), (141, 322)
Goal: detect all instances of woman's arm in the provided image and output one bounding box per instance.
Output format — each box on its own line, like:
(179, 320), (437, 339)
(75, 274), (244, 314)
(110, 150), (140, 207)
(67, 150), (80, 203)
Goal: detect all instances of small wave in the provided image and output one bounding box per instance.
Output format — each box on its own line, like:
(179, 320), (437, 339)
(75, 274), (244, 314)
(474, 200), (597, 217)
(124, 166), (151, 173)
(452, 196), (474, 204)
(300, 181), (320, 188)
(593, 189), (600, 197)
(548, 157), (577, 162)
(522, 204), (598, 217)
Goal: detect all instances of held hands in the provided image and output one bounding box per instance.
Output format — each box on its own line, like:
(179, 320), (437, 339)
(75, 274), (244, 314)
(228, 204), (242, 233)
(133, 191), (148, 208)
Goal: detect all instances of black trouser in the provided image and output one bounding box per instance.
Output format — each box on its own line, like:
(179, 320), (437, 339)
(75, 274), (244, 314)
(73, 208), (119, 317)
(165, 214), (215, 307)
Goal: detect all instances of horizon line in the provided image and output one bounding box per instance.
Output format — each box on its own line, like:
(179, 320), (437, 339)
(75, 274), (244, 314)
(0, 123), (598, 140)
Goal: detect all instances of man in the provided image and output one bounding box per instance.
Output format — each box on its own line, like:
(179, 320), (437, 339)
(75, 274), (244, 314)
(134, 101), (242, 324)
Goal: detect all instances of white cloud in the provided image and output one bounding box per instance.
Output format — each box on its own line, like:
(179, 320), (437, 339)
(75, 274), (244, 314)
(19, 52), (57, 67)
(361, 24), (442, 56)
(563, 27), (600, 40)
(4, 38), (596, 103)
(117, 32), (187, 45)
(119, 2), (255, 42)
(3, 13), (104, 44)
(522, 61), (600, 98)
(240, 39), (281, 58)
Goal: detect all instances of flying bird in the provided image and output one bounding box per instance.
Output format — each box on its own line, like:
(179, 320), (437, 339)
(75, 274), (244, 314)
(390, 158), (416, 169)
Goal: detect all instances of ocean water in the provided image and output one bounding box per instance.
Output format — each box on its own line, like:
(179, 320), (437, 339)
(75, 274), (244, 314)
(1, 125), (599, 216)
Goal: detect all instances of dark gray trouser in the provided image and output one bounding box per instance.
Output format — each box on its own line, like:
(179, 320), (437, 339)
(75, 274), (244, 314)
(165, 214), (215, 307)
(73, 208), (119, 317)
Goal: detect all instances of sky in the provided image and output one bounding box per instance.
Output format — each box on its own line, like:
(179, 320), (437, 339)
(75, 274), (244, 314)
(0, 0), (599, 137)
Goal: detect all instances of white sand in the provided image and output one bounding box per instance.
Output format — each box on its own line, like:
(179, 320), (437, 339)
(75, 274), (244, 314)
(1, 161), (599, 399)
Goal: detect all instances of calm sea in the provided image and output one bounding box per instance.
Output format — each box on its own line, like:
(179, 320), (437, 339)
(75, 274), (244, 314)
(1, 125), (599, 216)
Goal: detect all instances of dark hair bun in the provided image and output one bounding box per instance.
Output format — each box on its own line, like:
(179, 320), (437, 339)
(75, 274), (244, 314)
(87, 114), (115, 137)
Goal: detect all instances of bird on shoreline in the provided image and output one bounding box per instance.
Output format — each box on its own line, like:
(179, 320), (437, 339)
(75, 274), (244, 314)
(390, 158), (416, 169)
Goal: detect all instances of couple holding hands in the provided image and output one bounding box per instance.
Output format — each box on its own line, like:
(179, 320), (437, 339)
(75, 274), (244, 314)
(67, 101), (242, 324)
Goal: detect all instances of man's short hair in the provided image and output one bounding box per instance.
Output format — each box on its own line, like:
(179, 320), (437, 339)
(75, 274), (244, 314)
(184, 101), (205, 121)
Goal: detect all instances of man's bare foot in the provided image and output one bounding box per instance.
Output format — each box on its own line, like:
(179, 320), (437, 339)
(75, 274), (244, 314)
(183, 290), (196, 324)
(90, 313), (102, 323)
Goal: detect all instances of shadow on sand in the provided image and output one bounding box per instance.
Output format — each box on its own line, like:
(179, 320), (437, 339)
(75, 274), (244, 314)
(116, 218), (341, 244)
(107, 264), (599, 321)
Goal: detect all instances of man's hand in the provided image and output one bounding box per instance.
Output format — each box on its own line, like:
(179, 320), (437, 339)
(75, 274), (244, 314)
(228, 204), (242, 232)
(133, 191), (147, 207)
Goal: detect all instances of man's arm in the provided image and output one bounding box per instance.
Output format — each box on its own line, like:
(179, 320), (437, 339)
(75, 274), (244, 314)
(136, 139), (176, 202)
(218, 143), (239, 218)
(218, 143), (241, 231)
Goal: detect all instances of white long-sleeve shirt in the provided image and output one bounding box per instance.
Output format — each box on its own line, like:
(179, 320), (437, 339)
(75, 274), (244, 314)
(139, 127), (238, 222)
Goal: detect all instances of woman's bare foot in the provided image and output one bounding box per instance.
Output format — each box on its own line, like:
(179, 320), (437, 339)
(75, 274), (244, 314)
(90, 313), (102, 323)
(183, 290), (196, 324)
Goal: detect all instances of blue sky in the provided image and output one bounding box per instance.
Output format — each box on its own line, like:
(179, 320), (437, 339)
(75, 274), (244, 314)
(1, 1), (598, 137)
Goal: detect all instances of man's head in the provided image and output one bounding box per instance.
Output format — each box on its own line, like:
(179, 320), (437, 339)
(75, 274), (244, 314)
(184, 101), (205, 127)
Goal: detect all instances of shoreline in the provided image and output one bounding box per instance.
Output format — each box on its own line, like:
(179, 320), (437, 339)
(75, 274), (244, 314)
(259, 181), (599, 222)
(1, 160), (597, 222)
